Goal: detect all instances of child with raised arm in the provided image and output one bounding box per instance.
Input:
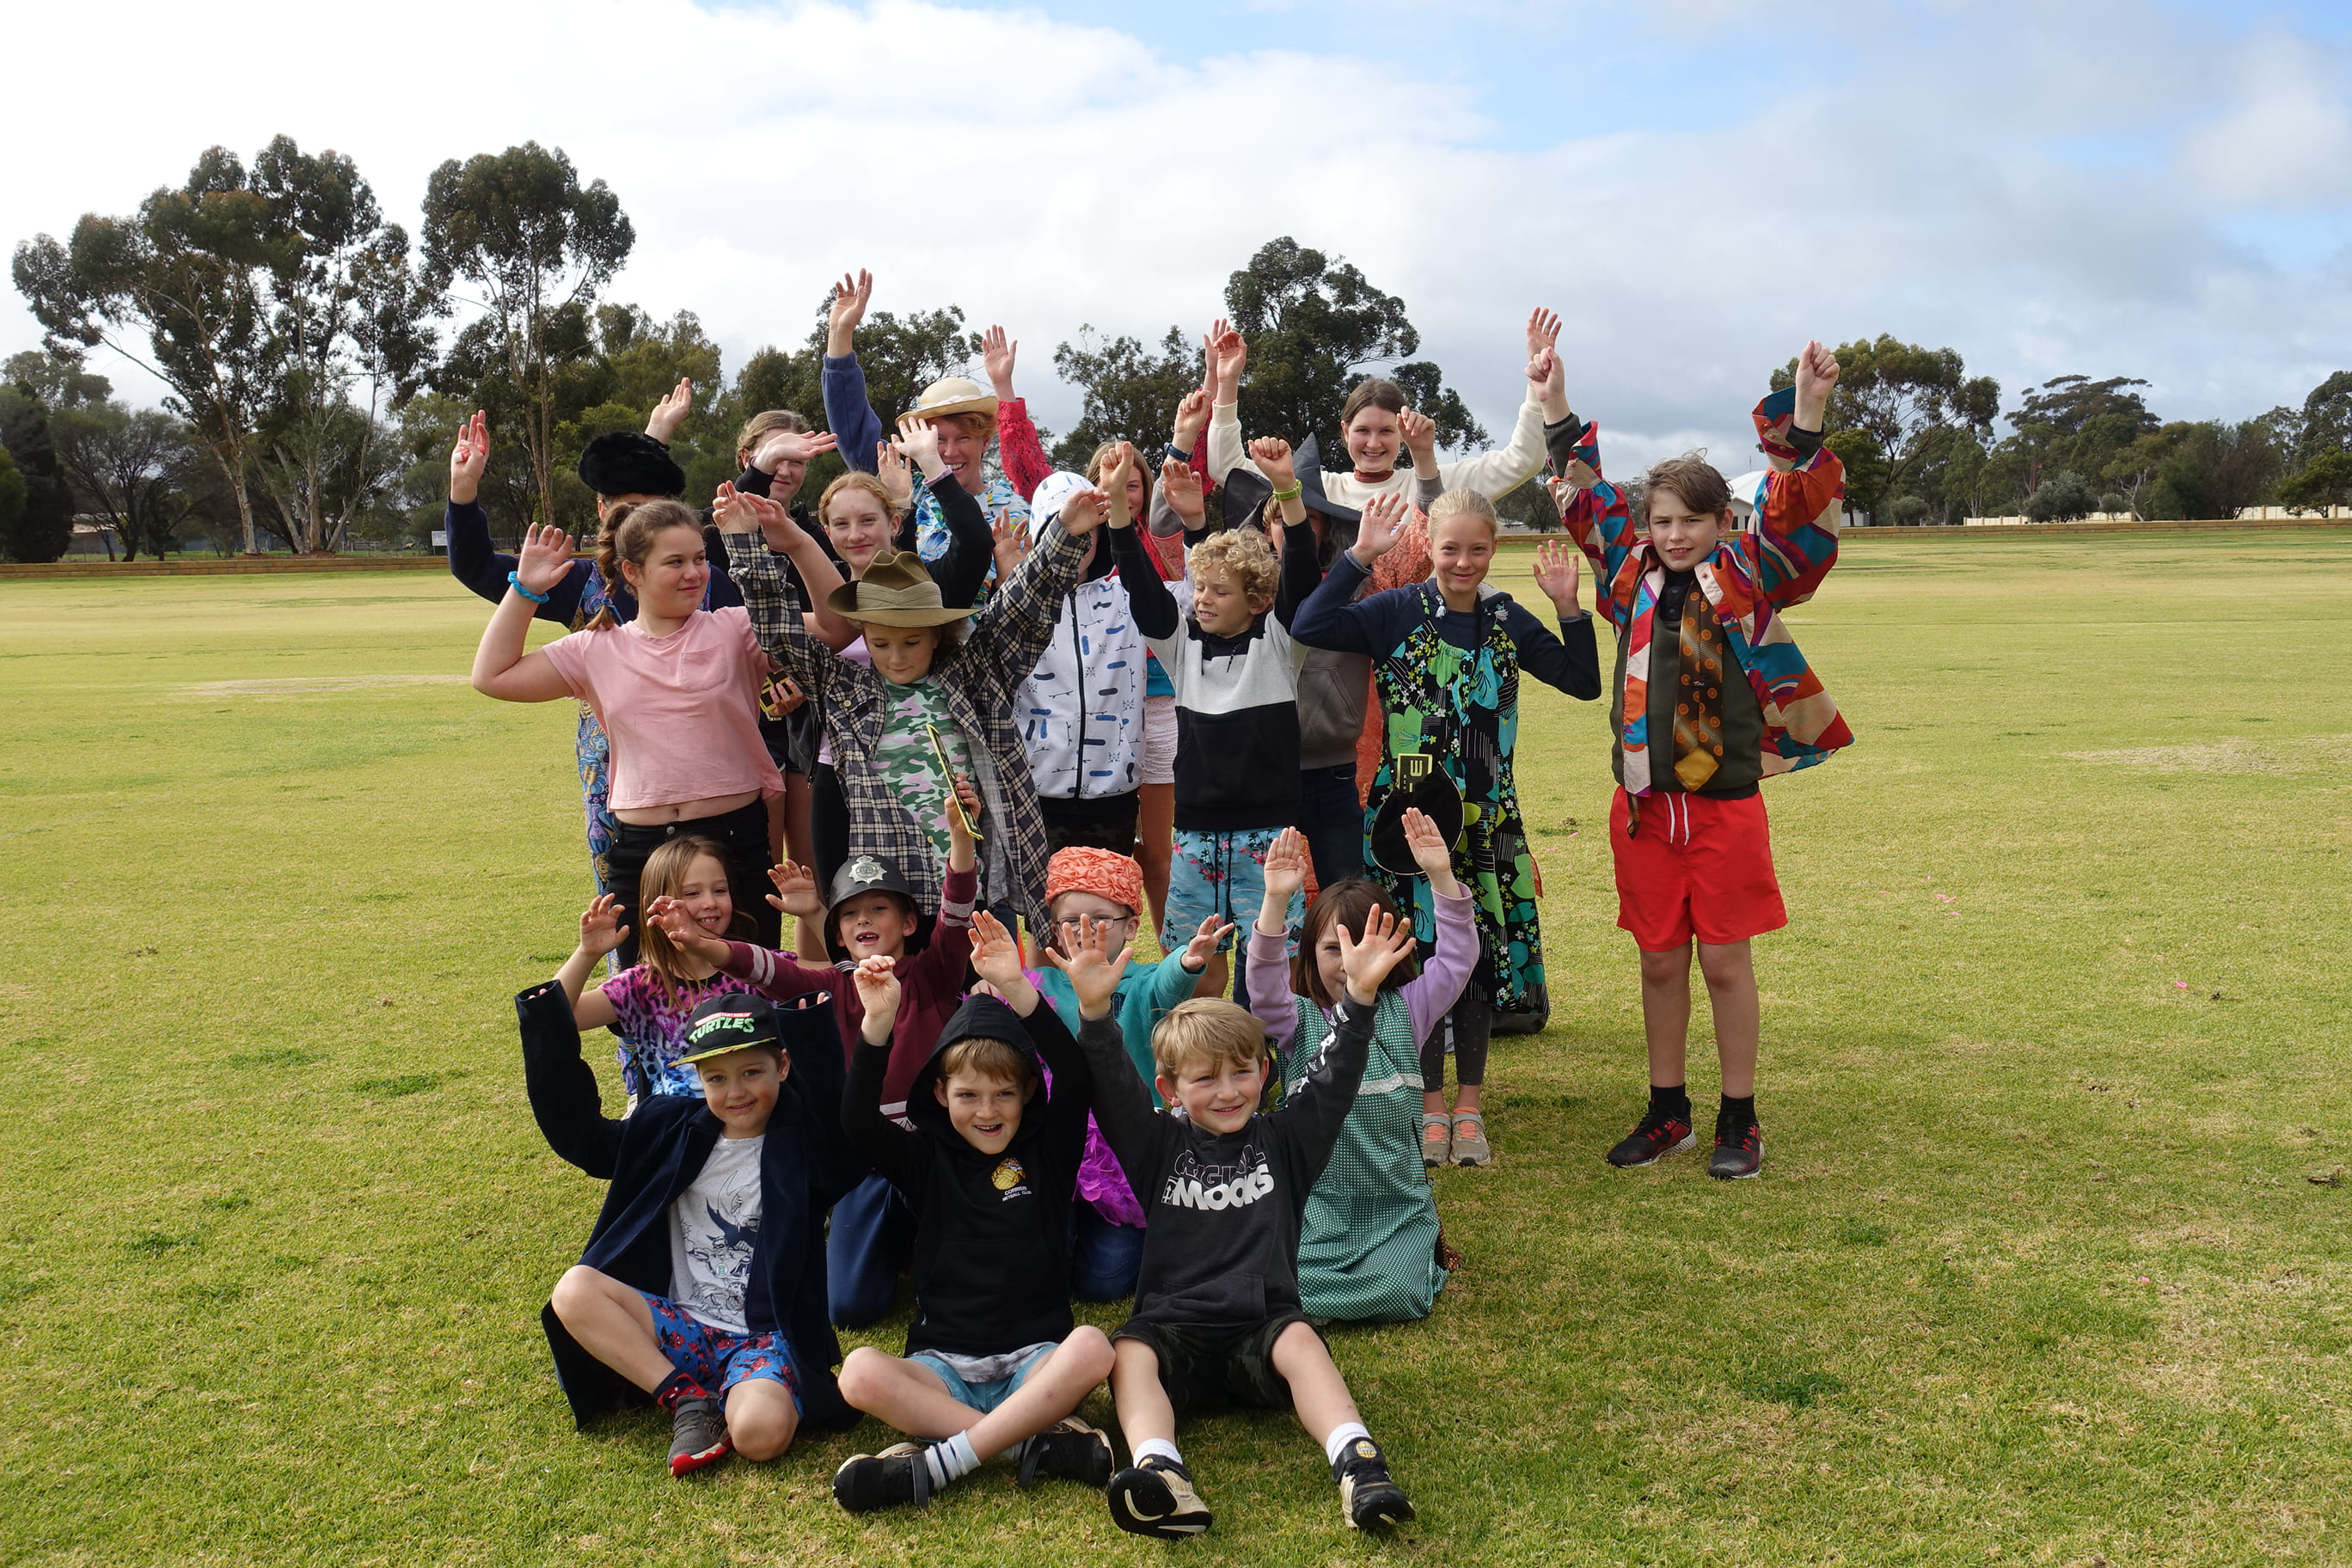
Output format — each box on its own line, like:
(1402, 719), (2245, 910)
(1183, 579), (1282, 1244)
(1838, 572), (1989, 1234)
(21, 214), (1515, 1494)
(1246, 818), (1473, 1323)
(1069, 912), (1422, 1537)
(1104, 440), (1325, 1009)
(1291, 486), (1602, 1166)
(522, 985), (861, 1477)
(554, 836), (756, 1102)
(1552, 344), (1851, 1181)
(1030, 847), (1234, 1301)
(827, 919), (1119, 1510)
(647, 779), (983, 1328)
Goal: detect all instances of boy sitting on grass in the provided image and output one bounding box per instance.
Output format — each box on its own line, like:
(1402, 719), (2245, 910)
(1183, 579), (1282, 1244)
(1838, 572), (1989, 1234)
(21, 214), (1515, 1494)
(827, 914), (1118, 1510)
(1065, 910), (1422, 1536)
(520, 986), (860, 1476)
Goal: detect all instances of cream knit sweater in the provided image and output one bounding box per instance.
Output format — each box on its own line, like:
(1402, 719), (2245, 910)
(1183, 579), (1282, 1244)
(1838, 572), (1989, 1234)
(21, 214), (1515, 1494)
(1204, 389), (1549, 506)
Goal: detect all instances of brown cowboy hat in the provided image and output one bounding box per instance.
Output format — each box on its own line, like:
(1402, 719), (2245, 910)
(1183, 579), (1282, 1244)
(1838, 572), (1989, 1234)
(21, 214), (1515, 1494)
(824, 549), (977, 626)
(907, 376), (999, 423)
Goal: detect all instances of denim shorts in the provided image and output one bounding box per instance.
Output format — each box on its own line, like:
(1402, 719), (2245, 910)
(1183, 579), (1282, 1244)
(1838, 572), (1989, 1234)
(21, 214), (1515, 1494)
(640, 1291), (802, 1412)
(908, 1340), (1057, 1414)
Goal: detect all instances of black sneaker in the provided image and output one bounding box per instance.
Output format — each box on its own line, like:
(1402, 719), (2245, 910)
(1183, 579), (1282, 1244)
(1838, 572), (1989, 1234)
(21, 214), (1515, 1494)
(1017, 1418), (1114, 1489)
(1107, 1455), (1212, 1538)
(1606, 1104), (1696, 1167)
(832, 1442), (937, 1511)
(1333, 1437), (1415, 1529)
(666, 1397), (732, 1477)
(1709, 1118), (1763, 1179)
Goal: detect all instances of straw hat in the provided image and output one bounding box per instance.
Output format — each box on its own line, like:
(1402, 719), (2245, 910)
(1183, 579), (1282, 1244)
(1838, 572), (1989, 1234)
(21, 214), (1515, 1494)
(822, 548), (977, 626)
(908, 376), (999, 423)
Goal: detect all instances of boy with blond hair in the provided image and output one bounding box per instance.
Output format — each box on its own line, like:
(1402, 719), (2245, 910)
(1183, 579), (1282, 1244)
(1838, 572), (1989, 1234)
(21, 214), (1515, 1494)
(1062, 911), (1421, 1536)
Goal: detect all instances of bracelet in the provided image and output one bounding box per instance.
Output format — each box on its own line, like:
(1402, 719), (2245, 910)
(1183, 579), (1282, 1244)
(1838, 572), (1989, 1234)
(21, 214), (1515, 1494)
(1270, 483), (1302, 502)
(508, 570), (550, 604)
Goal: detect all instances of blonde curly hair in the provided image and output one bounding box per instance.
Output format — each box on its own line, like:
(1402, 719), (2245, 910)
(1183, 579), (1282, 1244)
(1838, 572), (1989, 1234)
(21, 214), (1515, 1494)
(1187, 527), (1280, 606)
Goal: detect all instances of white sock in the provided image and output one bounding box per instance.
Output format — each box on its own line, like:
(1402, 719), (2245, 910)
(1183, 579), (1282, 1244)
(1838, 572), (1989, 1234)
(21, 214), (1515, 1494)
(1323, 1422), (1373, 1467)
(925, 1430), (982, 1489)
(1133, 1437), (1184, 1470)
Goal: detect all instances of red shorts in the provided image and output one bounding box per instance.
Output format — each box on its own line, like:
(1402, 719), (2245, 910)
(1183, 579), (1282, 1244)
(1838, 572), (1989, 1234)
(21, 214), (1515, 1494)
(1609, 787), (1786, 951)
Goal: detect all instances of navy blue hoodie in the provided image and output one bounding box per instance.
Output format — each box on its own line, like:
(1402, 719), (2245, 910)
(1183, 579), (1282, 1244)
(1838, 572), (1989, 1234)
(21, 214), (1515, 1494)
(516, 980), (863, 1432)
(844, 992), (1093, 1358)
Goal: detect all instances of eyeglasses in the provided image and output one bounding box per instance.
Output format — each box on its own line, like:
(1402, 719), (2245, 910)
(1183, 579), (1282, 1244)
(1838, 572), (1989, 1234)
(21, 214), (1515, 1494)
(1052, 916), (1136, 932)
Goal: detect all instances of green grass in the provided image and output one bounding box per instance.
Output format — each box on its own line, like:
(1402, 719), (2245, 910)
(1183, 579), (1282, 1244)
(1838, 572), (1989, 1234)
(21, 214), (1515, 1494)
(3, 532), (2349, 1565)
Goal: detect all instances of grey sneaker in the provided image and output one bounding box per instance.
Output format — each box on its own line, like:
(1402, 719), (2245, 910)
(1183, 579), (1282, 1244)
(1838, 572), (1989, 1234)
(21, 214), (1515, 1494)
(1108, 1455), (1212, 1538)
(832, 1441), (936, 1510)
(666, 1397), (732, 1477)
(1449, 1111), (1493, 1167)
(1421, 1113), (1451, 1167)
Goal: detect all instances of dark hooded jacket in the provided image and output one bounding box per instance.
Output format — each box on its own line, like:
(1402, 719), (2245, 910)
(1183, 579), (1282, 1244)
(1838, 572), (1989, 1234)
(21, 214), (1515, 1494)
(515, 981), (863, 1433)
(843, 991), (1092, 1358)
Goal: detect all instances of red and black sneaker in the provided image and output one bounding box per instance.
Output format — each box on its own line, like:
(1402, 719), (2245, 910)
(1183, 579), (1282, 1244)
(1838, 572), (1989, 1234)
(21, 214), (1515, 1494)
(1708, 1118), (1763, 1180)
(1606, 1105), (1697, 1167)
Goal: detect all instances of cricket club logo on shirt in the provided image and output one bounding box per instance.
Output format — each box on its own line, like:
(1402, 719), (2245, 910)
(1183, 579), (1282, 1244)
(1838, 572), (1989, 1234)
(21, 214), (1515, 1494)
(991, 1157), (1031, 1200)
(1161, 1146), (1275, 1211)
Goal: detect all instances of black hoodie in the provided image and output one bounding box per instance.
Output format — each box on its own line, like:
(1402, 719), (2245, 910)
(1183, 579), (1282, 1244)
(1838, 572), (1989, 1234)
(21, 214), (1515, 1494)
(843, 992), (1093, 1358)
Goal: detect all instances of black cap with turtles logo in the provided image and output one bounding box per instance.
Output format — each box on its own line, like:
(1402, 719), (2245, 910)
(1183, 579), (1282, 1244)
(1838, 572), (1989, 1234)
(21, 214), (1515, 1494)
(678, 993), (784, 1066)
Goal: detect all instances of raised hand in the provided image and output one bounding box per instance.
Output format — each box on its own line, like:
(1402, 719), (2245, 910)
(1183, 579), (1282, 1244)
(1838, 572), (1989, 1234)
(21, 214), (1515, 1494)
(1399, 806), (1458, 894)
(1173, 388), (1210, 450)
(1399, 407), (1437, 467)
(1794, 339), (1841, 428)
(645, 377), (694, 444)
(1532, 537), (1583, 616)
(944, 771), (983, 854)
(1159, 459), (1204, 527)
(1105, 442), (1139, 528)
(765, 860), (824, 919)
(982, 325), (1018, 399)
(1057, 486), (1112, 537)
(1040, 912), (1134, 1020)
(851, 954), (901, 1044)
(966, 908), (1025, 994)
(1530, 341), (1568, 419)
(1208, 318), (1247, 388)
(991, 508), (1028, 579)
(579, 893), (630, 957)
(826, 269), (874, 354)
(449, 410), (490, 503)
(1248, 437), (1297, 491)
(1337, 903), (1417, 1004)
(1182, 913), (1238, 971)
(875, 440), (914, 510)
(1260, 825), (1308, 907)
(752, 427), (839, 472)
(892, 414), (946, 482)
(514, 524), (575, 595)
(1351, 490), (1408, 566)
(1525, 307), (1562, 364)
(647, 895), (729, 962)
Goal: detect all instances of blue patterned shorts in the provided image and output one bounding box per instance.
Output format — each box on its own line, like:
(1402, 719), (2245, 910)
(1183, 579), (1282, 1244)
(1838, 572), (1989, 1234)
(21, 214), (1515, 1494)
(1162, 826), (1302, 953)
(640, 1291), (801, 1412)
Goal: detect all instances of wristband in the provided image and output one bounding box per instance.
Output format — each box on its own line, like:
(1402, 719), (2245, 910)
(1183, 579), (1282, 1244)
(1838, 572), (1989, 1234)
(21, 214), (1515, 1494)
(1165, 442), (1195, 464)
(508, 570), (551, 604)
(1270, 483), (1302, 502)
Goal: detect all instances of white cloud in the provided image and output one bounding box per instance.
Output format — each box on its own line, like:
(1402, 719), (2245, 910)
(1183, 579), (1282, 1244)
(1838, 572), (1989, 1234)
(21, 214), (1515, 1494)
(2175, 29), (2352, 210)
(4, 0), (2348, 473)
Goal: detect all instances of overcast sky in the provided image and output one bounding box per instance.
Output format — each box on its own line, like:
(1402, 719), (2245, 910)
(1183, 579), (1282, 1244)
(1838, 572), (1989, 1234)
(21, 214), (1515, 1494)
(7, 0), (2349, 469)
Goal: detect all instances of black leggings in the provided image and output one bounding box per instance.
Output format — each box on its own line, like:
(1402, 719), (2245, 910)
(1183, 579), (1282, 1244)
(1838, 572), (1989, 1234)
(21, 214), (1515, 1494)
(812, 763), (851, 893)
(1421, 987), (1491, 1093)
(603, 799), (780, 970)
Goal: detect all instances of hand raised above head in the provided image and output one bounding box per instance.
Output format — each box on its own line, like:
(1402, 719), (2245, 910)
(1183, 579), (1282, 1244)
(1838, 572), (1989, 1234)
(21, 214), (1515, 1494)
(1248, 437), (1296, 488)
(646, 377), (694, 444)
(1208, 319), (1246, 385)
(1524, 306), (1562, 362)
(982, 324), (1018, 398)
(1159, 459), (1204, 524)
(1056, 486), (1112, 537)
(1182, 913), (1237, 971)
(1532, 537), (1582, 615)
(966, 908), (1025, 994)
(514, 523), (575, 593)
(1337, 903), (1416, 1002)
(449, 410), (491, 500)
(1040, 911), (1133, 1018)
(829, 269), (873, 345)
(1399, 407), (1437, 458)
(579, 892), (630, 956)
(753, 428), (838, 471)
(1259, 825), (1308, 904)
(1351, 490), (1408, 565)
(765, 860), (824, 918)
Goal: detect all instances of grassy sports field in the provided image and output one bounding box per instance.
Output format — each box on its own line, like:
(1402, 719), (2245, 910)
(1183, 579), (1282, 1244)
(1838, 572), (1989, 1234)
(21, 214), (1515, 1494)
(2, 530), (2348, 1566)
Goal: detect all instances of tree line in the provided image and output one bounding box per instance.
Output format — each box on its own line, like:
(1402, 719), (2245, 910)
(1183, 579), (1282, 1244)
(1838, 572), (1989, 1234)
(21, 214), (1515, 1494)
(6, 135), (2349, 561)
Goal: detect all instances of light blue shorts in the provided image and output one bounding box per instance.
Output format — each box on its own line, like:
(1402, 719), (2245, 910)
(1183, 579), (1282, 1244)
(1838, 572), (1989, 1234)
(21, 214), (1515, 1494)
(909, 1340), (1057, 1414)
(1162, 826), (1304, 952)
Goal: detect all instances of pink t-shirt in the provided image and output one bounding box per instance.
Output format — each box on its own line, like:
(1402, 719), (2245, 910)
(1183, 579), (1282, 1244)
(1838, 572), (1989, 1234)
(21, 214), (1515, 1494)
(541, 608), (784, 811)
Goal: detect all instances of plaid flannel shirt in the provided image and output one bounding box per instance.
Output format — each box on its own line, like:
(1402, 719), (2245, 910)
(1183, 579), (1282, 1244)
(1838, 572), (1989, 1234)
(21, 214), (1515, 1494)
(724, 523), (1091, 924)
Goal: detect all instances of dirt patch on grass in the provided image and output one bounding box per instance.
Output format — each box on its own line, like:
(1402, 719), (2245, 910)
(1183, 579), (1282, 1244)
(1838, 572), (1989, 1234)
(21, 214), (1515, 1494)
(181, 675), (469, 697)
(2065, 734), (2352, 775)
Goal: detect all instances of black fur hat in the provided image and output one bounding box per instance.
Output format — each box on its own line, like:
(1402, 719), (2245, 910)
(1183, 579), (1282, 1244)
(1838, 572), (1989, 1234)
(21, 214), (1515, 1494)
(578, 432), (686, 499)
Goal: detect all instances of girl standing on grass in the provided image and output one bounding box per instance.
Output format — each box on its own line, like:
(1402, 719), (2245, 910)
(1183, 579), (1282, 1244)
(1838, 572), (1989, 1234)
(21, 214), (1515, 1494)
(1246, 817), (1474, 1322)
(1290, 489), (1602, 1168)
(469, 500), (846, 968)
(552, 836), (757, 1101)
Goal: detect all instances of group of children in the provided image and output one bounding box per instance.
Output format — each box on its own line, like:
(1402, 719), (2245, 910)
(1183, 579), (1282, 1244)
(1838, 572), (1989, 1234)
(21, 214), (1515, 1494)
(456, 283), (1852, 1535)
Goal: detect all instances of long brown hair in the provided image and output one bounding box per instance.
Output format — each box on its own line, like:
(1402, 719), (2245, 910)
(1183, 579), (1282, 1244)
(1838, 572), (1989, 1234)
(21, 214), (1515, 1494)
(1294, 879), (1419, 1009)
(635, 835), (753, 1008)
(587, 499), (704, 629)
